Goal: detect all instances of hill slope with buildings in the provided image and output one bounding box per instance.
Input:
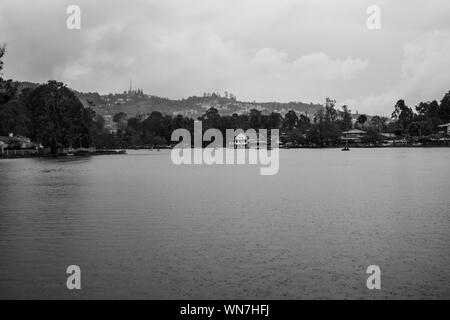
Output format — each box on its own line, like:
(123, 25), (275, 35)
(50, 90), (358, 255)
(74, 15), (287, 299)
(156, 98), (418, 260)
(16, 81), (324, 119)
(75, 89), (324, 119)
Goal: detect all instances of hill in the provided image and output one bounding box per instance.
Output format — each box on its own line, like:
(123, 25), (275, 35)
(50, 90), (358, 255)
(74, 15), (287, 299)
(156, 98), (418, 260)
(15, 81), (324, 118)
(74, 90), (324, 119)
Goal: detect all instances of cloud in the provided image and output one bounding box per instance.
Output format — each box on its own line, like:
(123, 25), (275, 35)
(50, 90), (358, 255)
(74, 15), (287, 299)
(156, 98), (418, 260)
(348, 30), (450, 115)
(251, 49), (367, 80)
(49, 24), (368, 102)
(239, 49), (368, 102)
(400, 30), (450, 100)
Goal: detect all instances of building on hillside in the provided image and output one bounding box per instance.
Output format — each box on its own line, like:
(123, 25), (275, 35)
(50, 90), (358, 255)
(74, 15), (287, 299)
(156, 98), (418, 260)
(341, 129), (367, 143)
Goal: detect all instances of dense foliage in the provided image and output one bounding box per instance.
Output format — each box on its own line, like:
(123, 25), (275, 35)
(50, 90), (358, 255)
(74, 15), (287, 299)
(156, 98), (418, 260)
(1, 46), (98, 152)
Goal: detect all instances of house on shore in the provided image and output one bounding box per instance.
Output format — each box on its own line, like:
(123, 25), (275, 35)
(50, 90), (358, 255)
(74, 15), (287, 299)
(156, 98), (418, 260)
(233, 132), (269, 148)
(234, 133), (248, 148)
(0, 133), (40, 155)
(438, 123), (450, 135)
(341, 129), (367, 143)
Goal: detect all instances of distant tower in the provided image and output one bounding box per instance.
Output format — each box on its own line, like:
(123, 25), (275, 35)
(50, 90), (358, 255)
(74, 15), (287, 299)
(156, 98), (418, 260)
(128, 79), (133, 94)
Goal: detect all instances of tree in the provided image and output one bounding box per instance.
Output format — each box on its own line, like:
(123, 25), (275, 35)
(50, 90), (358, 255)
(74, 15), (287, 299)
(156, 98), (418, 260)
(0, 45), (28, 136)
(153, 135), (167, 147)
(324, 98), (338, 123)
(0, 44), (5, 73)
(339, 105), (353, 131)
(362, 128), (382, 145)
(249, 108), (262, 129)
(0, 95), (31, 136)
(142, 111), (163, 142)
(113, 111), (128, 134)
(0, 45), (16, 105)
(370, 115), (386, 133)
(126, 117), (142, 133)
(313, 99), (341, 146)
(297, 114), (310, 131)
(173, 114), (193, 131)
(439, 91), (450, 122)
(25, 81), (93, 153)
(125, 117), (143, 146)
(285, 128), (308, 146)
(283, 110), (298, 130)
(408, 117), (432, 137)
(356, 114), (368, 127)
(0, 78), (17, 105)
(267, 112), (282, 129)
(113, 112), (127, 123)
(199, 107), (220, 130)
(313, 109), (325, 146)
(93, 114), (105, 131)
(415, 100), (441, 133)
(391, 99), (414, 134)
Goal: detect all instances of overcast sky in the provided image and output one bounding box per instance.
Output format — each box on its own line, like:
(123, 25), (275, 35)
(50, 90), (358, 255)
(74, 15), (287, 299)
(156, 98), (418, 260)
(1, 0), (449, 115)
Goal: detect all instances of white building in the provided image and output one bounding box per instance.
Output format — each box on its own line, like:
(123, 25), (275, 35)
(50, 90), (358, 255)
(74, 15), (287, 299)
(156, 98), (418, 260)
(234, 133), (247, 148)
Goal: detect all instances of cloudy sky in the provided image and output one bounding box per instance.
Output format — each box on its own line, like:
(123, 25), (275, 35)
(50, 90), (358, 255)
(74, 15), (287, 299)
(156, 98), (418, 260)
(1, 0), (449, 115)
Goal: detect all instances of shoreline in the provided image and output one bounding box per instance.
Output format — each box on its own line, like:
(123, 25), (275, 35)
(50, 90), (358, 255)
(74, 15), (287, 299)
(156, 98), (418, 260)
(0, 149), (126, 160)
(2, 145), (450, 159)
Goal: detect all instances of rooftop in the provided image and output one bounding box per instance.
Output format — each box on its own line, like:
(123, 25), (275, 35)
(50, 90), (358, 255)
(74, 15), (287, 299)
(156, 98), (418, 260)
(342, 129), (366, 134)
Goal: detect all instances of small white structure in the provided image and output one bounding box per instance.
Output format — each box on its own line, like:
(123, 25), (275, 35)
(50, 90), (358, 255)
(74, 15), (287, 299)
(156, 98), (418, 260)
(234, 133), (248, 148)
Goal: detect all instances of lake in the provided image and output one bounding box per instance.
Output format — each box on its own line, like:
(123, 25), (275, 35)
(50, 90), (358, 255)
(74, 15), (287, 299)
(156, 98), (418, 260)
(0, 148), (449, 299)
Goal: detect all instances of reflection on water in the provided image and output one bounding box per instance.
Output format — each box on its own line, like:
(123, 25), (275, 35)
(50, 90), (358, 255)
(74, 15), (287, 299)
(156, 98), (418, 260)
(0, 149), (450, 299)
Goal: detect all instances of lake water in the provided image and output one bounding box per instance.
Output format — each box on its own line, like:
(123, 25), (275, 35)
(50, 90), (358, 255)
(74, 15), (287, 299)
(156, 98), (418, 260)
(0, 148), (449, 299)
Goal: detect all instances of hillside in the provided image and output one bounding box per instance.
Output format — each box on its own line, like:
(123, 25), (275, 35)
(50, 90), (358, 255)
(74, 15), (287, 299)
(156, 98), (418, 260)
(75, 90), (324, 119)
(15, 81), (324, 118)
